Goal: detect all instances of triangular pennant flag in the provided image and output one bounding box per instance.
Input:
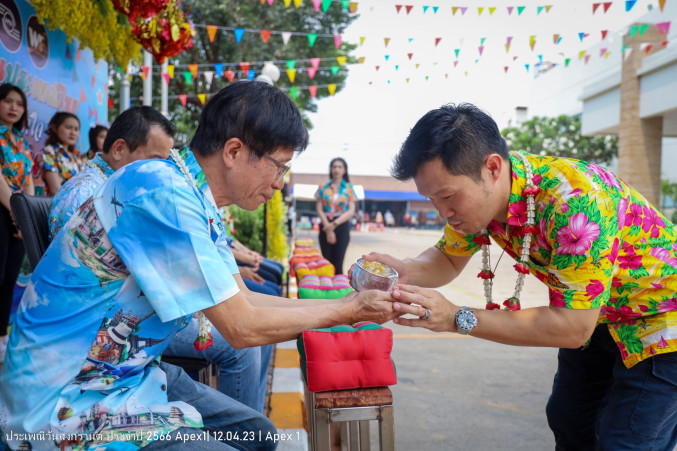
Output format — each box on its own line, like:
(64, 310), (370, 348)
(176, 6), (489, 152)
(312, 0), (321, 11)
(247, 70), (256, 81)
(578, 32), (589, 42)
(162, 72), (170, 85)
(603, 2), (612, 12)
(545, 5), (552, 12)
(375, 65), (380, 71)
(639, 24), (649, 35)
(385, 55), (390, 61)
(507, 6), (514, 14)
(80, 87), (86, 103)
(659, 0), (666, 11)
(360, 36), (365, 46)
(214, 63), (223, 76)
(461, 7), (467, 15)
(334, 34), (342, 49)
(308, 34), (318, 47)
(178, 94), (187, 106)
(183, 71), (193, 83)
(406, 5), (413, 14)
(505, 43), (511, 53)
(268, 0), (274, 5)
(337, 56), (347, 66)
(108, 98), (114, 109)
(330, 65), (340, 75)
(478, 46), (484, 56)
(260, 30), (271, 43)
(286, 60), (296, 70)
(283, 0), (291, 5)
(433, 6), (439, 13)
(322, 0), (332, 12)
(601, 30), (608, 40)
(584, 54), (591, 64)
(645, 44), (654, 54)
(600, 48), (607, 57)
(357, 56), (365, 64)
(564, 58), (570, 67)
(537, 6), (544, 14)
(480, 37), (486, 45)
(384, 38), (391, 47)
(349, 1), (358, 13)
(224, 70), (235, 81)
(310, 58), (321, 69)
(308, 85), (318, 97)
(198, 93), (206, 105)
(167, 65), (175, 78)
(395, 4), (402, 13)
(287, 68), (297, 82)
(454, 60), (458, 67)
(452, 6), (459, 15)
(141, 66), (150, 80)
(630, 25), (639, 38)
(328, 84), (336, 95)
(307, 66), (317, 79)
(234, 28), (245, 43)
(517, 6), (525, 15)
(281, 32), (292, 45)
(553, 34), (560, 44)
(207, 25), (218, 43)
(240, 62), (250, 77)
(656, 22), (671, 35)
(625, 0), (636, 11)
(506, 36), (513, 45)
(489, 7), (496, 14)
(579, 50), (586, 59)
(423, 5), (429, 13)
(188, 64), (198, 78)
(593, 2), (601, 13)
(504, 66), (509, 73)
(293, 0), (302, 7)
(408, 53), (413, 60)
(204, 71), (214, 84)
(395, 65), (399, 70)
(341, 0), (350, 10)
(454, 49), (460, 58)
(435, 37), (442, 47)
(525, 64), (530, 72)
(662, 40), (668, 47)
(290, 87), (299, 99)
(529, 36), (536, 50)
(478, 7), (484, 15)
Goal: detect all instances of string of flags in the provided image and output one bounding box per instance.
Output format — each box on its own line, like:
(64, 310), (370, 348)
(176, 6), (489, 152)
(194, 23), (344, 49)
(391, 1), (668, 15)
(255, 0), (358, 14)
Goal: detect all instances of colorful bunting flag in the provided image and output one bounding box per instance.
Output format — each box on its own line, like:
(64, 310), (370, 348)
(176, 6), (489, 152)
(198, 93), (206, 105)
(322, 0), (331, 12)
(224, 70), (235, 81)
(639, 24), (649, 35)
(659, 0), (666, 12)
(308, 85), (317, 98)
(214, 63), (223, 76)
(603, 2), (612, 12)
(537, 6), (544, 14)
(260, 30), (271, 43)
(478, 7), (484, 15)
(408, 53), (413, 60)
(328, 84), (336, 95)
(656, 22), (671, 35)
(601, 30), (608, 40)
(545, 5), (552, 12)
(478, 46), (484, 56)
(625, 0), (636, 11)
(293, 0), (302, 7)
(234, 28), (245, 43)
(312, 0), (321, 12)
(290, 87), (299, 99)
(207, 25), (218, 42)
(433, 6), (439, 13)
(489, 7), (496, 14)
(454, 49), (460, 58)
(507, 6), (514, 14)
(529, 36), (536, 50)
(578, 32), (589, 42)
(360, 37), (366, 46)
(286, 60), (296, 70)
(307, 67), (317, 79)
(406, 5), (413, 14)
(204, 71), (214, 84)
(564, 58), (570, 67)
(517, 6), (525, 15)
(167, 65), (175, 78)
(435, 37), (442, 47)
(330, 65), (340, 75)
(141, 66), (150, 80)
(337, 56), (347, 66)
(423, 5), (429, 13)
(553, 34), (560, 44)
(162, 73), (170, 85)
(183, 71), (193, 83)
(287, 68), (297, 82)
(178, 94), (187, 106)
(309, 58), (321, 69)
(240, 62), (250, 77)
(308, 34), (318, 47)
(334, 34), (342, 49)
(593, 2), (601, 13)
(395, 4), (402, 13)
(630, 25), (639, 38)
(281, 32), (292, 45)
(384, 38), (391, 47)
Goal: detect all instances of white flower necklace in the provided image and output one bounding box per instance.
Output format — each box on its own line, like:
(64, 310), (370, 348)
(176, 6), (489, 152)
(85, 159), (109, 181)
(478, 152), (538, 311)
(169, 148), (214, 350)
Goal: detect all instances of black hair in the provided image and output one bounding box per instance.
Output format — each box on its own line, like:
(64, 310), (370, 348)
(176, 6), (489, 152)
(391, 103), (509, 182)
(329, 157), (350, 183)
(88, 125), (108, 153)
(0, 84), (29, 130)
(45, 112), (80, 151)
(103, 106), (176, 153)
(189, 80), (309, 159)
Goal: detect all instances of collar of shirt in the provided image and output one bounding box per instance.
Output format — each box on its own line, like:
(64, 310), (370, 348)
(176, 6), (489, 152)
(91, 153), (116, 178)
(178, 145), (218, 207)
(0, 124), (24, 138)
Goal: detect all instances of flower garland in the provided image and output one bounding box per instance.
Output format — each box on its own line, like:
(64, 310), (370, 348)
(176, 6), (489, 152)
(266, 190), (289, 263)
(169, 148), (213, 351)
(85, 159), (109, 181)
(478, 152), (539, 311)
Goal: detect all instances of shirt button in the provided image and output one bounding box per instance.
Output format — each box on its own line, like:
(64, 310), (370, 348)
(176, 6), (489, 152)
(161, 384), (167, 391)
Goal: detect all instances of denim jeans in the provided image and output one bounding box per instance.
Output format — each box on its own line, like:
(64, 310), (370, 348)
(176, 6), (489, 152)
(144, 362), (277, 451)
(546, 324), (677, 450)
(164, 318), (268, 412)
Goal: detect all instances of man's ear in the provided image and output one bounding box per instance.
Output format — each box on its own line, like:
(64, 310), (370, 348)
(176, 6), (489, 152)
(108, 139), (129, 163)
(222, 137), (246, 169)
(484, 153), (505, 183)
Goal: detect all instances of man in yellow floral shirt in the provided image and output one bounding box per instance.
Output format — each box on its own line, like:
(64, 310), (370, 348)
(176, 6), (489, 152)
(363, 103), (677, 450)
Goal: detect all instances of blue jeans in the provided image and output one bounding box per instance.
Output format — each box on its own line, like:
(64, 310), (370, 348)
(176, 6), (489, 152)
(243, 278), (281, 296)
(144, 362), (277, 450)
(164, 319), (267, 412)
(546, 325), (677, 450)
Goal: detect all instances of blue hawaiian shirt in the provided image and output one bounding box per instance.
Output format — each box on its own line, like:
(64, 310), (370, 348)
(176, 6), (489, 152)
(48, 154), (115, 240)
(0, 147), (240, 450)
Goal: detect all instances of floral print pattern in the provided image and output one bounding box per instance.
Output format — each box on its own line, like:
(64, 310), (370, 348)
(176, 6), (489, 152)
(315, 179), (356, 219)
(0, 125), (32, 192)
(437, 152), (677, 368)
(33, 142), (85, 195)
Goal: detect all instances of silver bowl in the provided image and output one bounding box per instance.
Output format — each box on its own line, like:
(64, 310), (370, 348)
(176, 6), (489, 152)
(350, 258), (399, 292)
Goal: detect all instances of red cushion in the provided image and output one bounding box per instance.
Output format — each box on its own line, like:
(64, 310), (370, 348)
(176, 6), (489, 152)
(297, 322), (397, 392)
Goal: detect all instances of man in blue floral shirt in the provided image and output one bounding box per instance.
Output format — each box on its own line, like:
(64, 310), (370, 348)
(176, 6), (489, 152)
(0, 82), (400, 450)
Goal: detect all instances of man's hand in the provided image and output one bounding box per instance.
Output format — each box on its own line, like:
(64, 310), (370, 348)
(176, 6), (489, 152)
(390, 283), (457, 332)
(239, 266), (265, 284)
(347, 252), (410, 285)
(345, 289), (405, 325)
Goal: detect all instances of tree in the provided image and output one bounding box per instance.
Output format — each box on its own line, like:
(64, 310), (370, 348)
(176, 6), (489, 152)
(108, 0), (358, 135)
(501, 115), (618, 165)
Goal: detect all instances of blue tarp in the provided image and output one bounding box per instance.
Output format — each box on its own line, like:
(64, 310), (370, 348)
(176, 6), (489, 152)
(363, 190), (428, 201)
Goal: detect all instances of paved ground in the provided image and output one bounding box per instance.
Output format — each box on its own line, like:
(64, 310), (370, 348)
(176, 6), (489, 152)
(298, 226), (558, 450)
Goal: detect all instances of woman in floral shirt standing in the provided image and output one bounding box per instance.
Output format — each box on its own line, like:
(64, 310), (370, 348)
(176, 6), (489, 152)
(366, 103), (677, 450)
(0, 84), (34, 363)
(33, 112), (84, 196)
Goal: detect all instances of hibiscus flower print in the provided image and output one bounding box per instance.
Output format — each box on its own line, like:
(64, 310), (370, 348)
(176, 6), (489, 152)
(617, 198), (628, 231)
(508, 200), (528, 226)
(586, 280), (605, 300)
(657, 298), (677, 313)
(587, 163), (622, 191)
(550, 289), (566, 307)
(556, 213), (600, 255)
(624, 203), (643, 227)
(641, 205), (665, 239)
(607, 238), (620, 264)
(650, 247), (677, 267)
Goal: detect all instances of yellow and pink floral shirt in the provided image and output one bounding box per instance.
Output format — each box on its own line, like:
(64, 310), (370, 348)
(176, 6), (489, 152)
(437, 152), (677, 368)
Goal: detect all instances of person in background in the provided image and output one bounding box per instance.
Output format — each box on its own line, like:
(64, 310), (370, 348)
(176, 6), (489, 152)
(85, 124), (108, 160)
(0, 84), (33, 364)
(315, 157), (356, 274)
(33, 112), (84, 196)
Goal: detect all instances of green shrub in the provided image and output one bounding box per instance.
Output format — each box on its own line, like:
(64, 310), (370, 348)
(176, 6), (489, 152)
(230, 205), (264, 253)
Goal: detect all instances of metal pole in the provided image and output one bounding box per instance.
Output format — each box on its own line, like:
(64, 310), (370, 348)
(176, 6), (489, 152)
(120, 62), (131, 113)
(143, 50), (152, 106)
(161, 61), (168, 116)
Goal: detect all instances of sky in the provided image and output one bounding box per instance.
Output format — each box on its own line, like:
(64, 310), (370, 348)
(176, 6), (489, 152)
(291, 0), (657, 176)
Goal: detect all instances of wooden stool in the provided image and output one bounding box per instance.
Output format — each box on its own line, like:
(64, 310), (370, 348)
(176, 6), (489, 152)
(306, 387), (395, 451)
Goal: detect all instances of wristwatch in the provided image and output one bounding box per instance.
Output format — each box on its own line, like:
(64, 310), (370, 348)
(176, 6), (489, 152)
(455, 307), (478, 335)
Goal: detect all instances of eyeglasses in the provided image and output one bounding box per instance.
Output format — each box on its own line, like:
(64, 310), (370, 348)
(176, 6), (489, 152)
(264, 154), (291, 183)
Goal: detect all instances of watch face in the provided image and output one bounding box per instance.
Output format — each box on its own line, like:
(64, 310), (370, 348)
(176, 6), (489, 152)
(458, 311), (477, 330)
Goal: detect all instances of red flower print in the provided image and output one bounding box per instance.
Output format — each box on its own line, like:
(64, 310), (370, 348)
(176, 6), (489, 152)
(617, 198), (628, 231)
(561, 204), (569, 213)
(521, 225), (537, 235)
(639, 304), (649, 312)
(486, 302), (501, 310)
(472, 234), (491, 246)
(532, 173), (542, 186)
(508, 200), (528, 226)
(651, 283), (664, 289)
(612, 277), (622, 288)
(607, 238), (620, 264)
(487, 220), (506, 235)
(550, 289), (565, 307)
(650, 247), (677, 267)
(624, 203), (643, 227)
(618, 253), (642, 270)
(524, 186), (540, 196)
(641, 205), (665, 238)
(194, 333), (214, 351)
(477, 270), (495, 279)
(556, 213), (600, 255)
(503, 297), (521, 311)
(585, 280), (605, 300)
(657, 298), (677, 313)
(514, 263), (530, 274)
(603, 305), (641, 322)
(570, 188), (582, 197)
(615, 341), (629, 360)
(536, 217), (551, 250)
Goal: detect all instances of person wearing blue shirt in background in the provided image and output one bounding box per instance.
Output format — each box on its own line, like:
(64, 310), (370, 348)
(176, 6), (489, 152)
(0, 81), (400, 450)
